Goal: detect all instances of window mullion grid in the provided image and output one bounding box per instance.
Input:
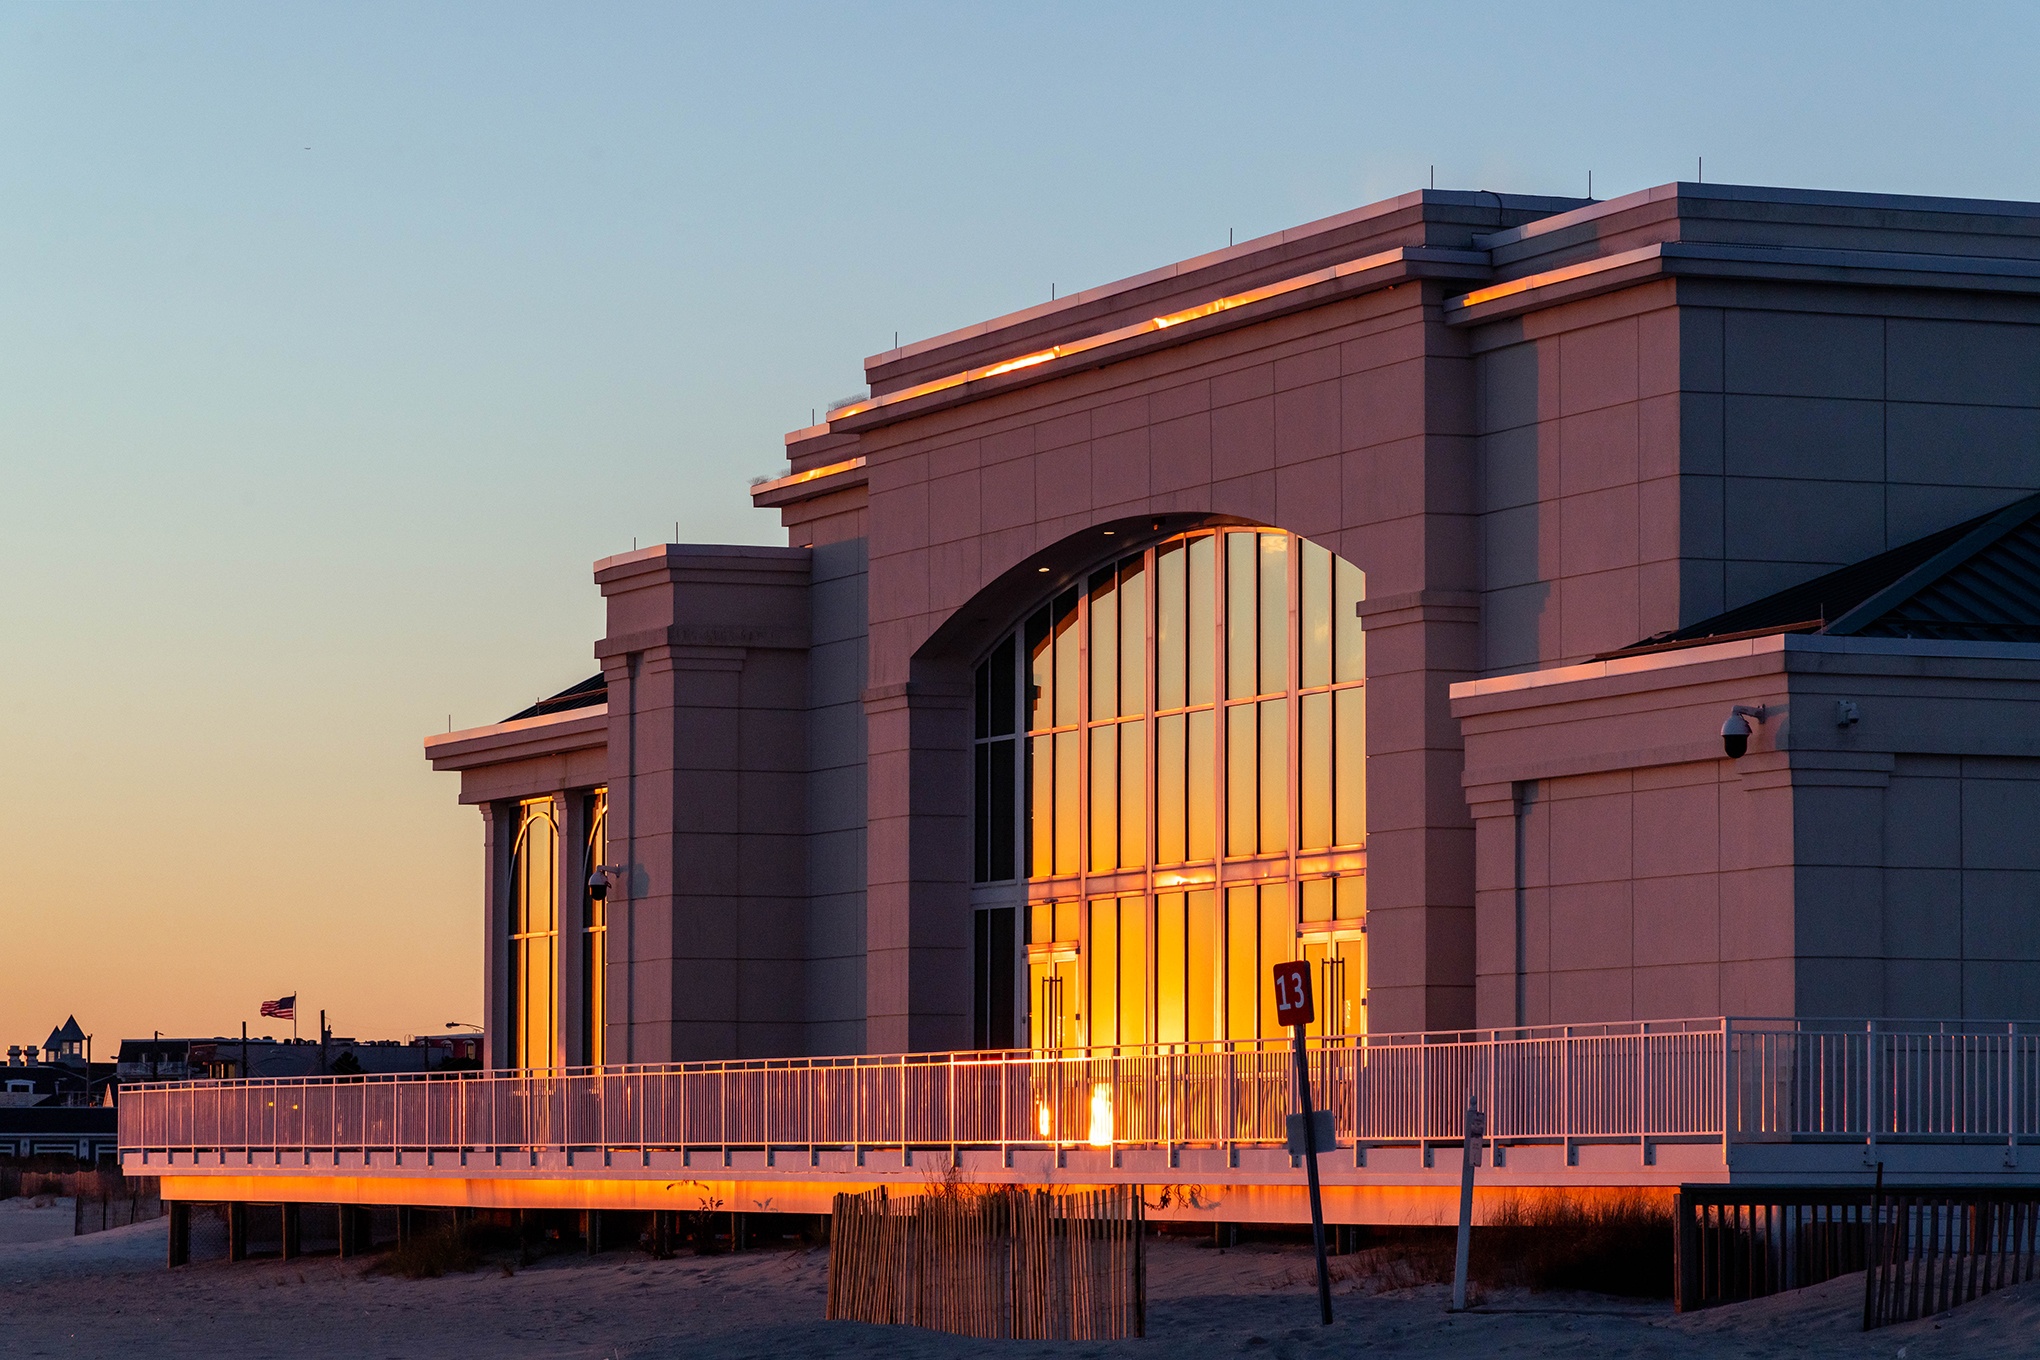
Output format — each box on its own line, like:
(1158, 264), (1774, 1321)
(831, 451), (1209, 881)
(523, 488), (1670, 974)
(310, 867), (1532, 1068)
(1210, 532), (1230, 1041)
(1143, 544), (1159, 1053)
(1287, 533), (1301, 893)
(1075, 584), (1091, 1048)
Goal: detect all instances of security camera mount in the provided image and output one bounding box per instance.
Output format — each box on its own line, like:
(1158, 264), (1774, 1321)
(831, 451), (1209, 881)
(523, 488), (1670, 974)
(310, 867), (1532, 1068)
(588, 863), (627, 900)
(1720, 704), (1768, 759)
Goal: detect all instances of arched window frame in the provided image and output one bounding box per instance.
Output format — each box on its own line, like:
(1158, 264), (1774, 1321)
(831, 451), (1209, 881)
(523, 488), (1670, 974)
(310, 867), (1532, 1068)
(970, 528), (1369, 1053)
(507, 796), (560, 1071)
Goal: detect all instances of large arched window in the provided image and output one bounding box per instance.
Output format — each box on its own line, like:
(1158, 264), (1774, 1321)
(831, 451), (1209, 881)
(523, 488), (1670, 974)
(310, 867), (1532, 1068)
(508, 797), (559, 1070)
(972, 527), (1368, 1051)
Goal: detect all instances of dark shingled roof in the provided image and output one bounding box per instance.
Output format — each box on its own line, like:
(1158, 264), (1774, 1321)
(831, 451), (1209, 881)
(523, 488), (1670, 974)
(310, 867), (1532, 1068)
(504, 673), (607, 722)
(1615, 489), (2040, 657)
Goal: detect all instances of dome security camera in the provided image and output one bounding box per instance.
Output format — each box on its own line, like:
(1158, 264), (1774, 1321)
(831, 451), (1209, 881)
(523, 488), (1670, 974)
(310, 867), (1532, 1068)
(587, 863), (624, 900)
(1721, 704), (1767, 759)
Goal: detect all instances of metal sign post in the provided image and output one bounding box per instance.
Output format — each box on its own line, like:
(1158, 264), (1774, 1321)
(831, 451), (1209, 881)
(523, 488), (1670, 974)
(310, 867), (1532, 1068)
(1271, 960), (1333, 1326)
(1450, 1094), (1485, 1312)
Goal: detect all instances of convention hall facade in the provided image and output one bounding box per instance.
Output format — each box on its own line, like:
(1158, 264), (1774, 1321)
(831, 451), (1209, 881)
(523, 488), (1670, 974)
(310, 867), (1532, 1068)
(124, 181), (2040, 1227)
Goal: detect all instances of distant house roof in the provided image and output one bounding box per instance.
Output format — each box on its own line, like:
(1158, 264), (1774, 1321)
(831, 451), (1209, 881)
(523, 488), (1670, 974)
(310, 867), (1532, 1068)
(504, 673), (607, 722)
(1615, 490), (2040, 657)
(43, 1017), (85, 1050)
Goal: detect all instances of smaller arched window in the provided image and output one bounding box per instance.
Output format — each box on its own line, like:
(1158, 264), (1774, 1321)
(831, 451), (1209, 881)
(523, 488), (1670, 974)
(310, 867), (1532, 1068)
(508, 798), (559, 1070)
(581, 789), (608, 1067)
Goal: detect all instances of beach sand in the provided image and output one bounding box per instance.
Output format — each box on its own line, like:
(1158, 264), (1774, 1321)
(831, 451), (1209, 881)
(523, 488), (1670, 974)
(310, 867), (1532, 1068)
(0, 1214), (2032, 1358)
(0, 1196), (77, 1247)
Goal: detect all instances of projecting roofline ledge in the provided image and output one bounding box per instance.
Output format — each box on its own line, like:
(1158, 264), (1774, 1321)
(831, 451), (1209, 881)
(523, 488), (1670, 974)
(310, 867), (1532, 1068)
(859, 188), (1586, 393)
(423, 705), (609, 770)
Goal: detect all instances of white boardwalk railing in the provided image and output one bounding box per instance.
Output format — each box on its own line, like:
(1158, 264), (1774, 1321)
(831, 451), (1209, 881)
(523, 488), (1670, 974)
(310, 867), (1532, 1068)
(117, 1018), (2040, 1164)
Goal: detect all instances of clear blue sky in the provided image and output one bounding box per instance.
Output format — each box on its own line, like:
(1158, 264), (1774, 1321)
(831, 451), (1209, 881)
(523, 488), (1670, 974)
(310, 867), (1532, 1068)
(3, 1), (2033, 1046)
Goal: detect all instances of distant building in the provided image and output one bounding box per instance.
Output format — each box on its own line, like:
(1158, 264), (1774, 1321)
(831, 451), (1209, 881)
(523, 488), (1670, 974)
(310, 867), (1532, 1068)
(0, 1056), (84, 1108)
(41, 1018), (86, 1070)
(2, 1034), (112, 1160)
(113, 1035), (481, 1082)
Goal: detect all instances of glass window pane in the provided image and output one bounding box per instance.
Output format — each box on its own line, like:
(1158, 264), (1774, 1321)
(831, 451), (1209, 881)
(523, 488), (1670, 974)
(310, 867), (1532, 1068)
(1029, 962), (1055, 1050)
(1027, 608), (1052, 731)
(1187, 709), (1215, 861)
(975, 657), (990, 740)
(1055, 900), (1080, 943)
(1342, 935), (1367, 1036)
(1258, 698), (1288, 855)
(1029, 734), (1055, 877)
(1335, 874), (1366, 921)
(1187, 890), (1218, 1042)
(1188, 534), (1215, 706)
(1226, 532), (1257, 698)
(1089, 569), (1118, 720)
(1156, 713), (1186, 865)
(1031, 902), (1055, 945)
(1300, 538), (1331, 690)
(989, 739), (1015, 880)
(1053, 591), (1080, 728)
(1327, 949), (1349, 1038)
(1226, 703), (1257, 856)
(1300, 691), (1332, 851)
(1054, 729), (1079, 876)
(1119, 897), (1147, 1046)
(1119, 559), (1145, 718)
(1155, 893), (1186, 1044)
(1157, 542), (1186, 711)
(989, 637), (1017, 737)
(1088, 897), (1117, 1047)
(974, 744), (992, 882)
(1058, 959), (1081, 1048)
(1334, 686), (1366, 847)
(1088, 726), (1116, 873)
(1119, 720), (1145, 869)
(1301, 878), (1333, 924)
(1258, 533), (1288, 697)
(1259, 884), (1291, 1038)
(1226, 886), (1258, 1040)
(1334, 557), (1366, 684)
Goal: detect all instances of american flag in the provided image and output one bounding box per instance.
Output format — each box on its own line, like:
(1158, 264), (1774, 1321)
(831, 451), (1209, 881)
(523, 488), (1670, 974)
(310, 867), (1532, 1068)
(259, 994), (296, 1020)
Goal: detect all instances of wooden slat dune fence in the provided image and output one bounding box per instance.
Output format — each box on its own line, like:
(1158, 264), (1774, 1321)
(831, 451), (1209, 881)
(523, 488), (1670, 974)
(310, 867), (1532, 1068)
(1674, 1187), (1876, 1310)
(1863, 1187), (2040, 1329)
(825, 1185), (1145, 1340)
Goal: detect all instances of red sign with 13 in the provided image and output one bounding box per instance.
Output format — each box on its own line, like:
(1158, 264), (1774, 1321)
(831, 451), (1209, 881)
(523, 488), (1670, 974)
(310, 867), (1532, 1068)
(1271, 960), (1315, 1028)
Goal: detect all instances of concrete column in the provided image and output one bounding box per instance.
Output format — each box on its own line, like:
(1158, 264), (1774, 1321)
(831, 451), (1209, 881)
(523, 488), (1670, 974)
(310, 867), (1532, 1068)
(227, 1202), (248, 1262)
(335, 1205), (361, 1258)
(280, 1203), (300, 1260)
(1464, 780), (1523, 1029)
(595, 544), (813, 1063)
(1358, 590), (1483, 1033)
(167, 1201), (190, 1267)
(862, 678), (973, 1054)
(481, 801), (511, 1071)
